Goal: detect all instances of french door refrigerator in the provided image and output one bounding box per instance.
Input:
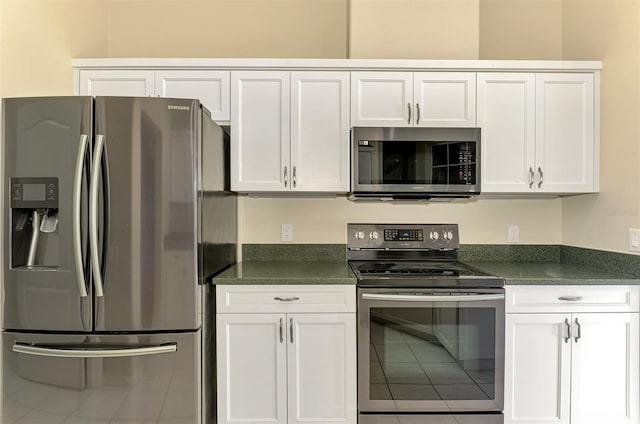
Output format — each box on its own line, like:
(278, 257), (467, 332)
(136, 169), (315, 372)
(2, 96), (237, 423)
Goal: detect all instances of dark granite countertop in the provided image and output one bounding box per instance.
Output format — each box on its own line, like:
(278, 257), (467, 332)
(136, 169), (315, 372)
(214, 260), (640, 286)
(212, 261), (357, 285)
(468, 261), (640, 285)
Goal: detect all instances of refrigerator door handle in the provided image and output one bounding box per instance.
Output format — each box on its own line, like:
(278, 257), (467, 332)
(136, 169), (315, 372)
(73, 134), (89, 298)
(90, 134), (105, 297)
(13, 342), (177, 358)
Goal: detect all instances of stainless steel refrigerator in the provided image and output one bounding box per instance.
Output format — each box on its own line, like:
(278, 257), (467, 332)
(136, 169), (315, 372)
(2, 96), (236, 423)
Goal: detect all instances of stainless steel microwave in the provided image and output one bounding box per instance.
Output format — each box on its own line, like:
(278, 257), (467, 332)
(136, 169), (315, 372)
(350, 127), (481, 200)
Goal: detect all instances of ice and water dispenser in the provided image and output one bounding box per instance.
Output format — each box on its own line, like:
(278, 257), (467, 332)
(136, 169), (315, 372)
(10, 177), (59, 269)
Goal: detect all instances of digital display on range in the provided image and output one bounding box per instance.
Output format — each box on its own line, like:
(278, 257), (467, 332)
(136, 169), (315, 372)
(384, 229), (423, 241)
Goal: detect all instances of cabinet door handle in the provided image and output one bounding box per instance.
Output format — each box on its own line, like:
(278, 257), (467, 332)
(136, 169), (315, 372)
(558, 296), (583, 302)
(564, 318), (571, 343)
(574, 318), (582, 343)
(538, 167), (544, 188)
(293, 166), (297, 188)
(529, 167), (535, 188)
(283, 166), (288, 188)
(274, 296), (300, 302)
(416, 103), (421, 125)
(289, 318), (294, 343)
(279, 318), (284, 343)
(407, 103), (412, 124)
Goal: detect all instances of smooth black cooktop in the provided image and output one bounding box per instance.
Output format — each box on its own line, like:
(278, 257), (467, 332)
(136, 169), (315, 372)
(349, 260), (505, 288)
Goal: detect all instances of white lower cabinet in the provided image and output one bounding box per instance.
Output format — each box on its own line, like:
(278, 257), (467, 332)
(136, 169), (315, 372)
(505, 286), (640, 424)
(216, 285), (357, 424)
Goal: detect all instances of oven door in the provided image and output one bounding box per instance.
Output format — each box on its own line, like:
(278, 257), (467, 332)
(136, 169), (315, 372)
(357, 287), (504, 413)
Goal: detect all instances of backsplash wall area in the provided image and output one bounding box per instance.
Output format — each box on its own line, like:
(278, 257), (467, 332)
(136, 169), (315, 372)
(239, 196), (562, 245)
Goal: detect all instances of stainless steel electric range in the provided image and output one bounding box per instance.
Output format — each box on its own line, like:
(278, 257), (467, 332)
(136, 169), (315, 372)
(349, 223), (505, 424)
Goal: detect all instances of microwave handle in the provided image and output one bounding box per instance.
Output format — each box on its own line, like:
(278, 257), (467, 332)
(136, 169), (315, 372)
(362, 293), (504, 302)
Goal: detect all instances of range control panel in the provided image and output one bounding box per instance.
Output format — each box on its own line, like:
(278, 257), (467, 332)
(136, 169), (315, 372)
(348, 223), (459, 250)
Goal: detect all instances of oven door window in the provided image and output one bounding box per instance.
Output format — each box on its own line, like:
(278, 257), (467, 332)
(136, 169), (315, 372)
(357, 140), (476, 186)
(367, 306), (497, 403)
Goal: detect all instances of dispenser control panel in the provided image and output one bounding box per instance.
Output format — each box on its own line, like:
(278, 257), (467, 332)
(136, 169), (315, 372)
(11, 177), (59, 209)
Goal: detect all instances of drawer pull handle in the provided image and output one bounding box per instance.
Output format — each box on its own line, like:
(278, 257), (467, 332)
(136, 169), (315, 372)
(558, 296), (583, 302)
(564, 318), (571, 343)
(274, 296), (300, 302)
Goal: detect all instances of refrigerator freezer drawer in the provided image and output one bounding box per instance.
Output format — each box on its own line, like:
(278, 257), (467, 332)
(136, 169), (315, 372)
(2, 331), (202, 423)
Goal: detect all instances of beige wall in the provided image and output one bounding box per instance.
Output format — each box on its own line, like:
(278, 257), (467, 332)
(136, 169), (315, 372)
(240, 196), (561, 244)
(105, 0), (348, 58)
(1, 0), (638, 252)
(0, 1), (108, 97)
(560, 0), (640, 252)
(479, 0), (562, 60)
(349, 0), (480, 59)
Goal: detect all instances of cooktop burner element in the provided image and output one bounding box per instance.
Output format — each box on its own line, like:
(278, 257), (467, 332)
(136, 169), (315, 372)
(347, 223), (505, 289)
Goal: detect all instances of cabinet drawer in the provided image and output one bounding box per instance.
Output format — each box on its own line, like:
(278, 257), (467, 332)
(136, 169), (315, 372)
(506, 285), (640, 313)
(216, 285), (356, 313)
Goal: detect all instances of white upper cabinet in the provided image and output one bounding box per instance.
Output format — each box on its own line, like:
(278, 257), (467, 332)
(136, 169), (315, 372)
(350, 72), (413, 126)
(478, 72), (596, 194)
(155, 70), (230, 121)
(477, 73), (536, 193)
(231, 71), (350, 193)
(290, 72), (350, 192)
(231, 71), (290, 192)
(413, 72), (476, 127)
(78, 69), (230, 121)
(351, 71), (476, 127)
(79, 70), (155, 97)
(535, 73), (595, 193)
(74, 59), (600, 197)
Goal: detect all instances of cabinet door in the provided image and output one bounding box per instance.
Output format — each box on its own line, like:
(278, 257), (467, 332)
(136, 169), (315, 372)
(155, 70), (230, 121)
(78, 70), (155, 96)
(217, 314), (287, 424)
(505, 314), (571, 424)
(291, 72), (350, 192)
(287, 313), (357, 424)
(570, 313), (639, 424)
(477, 73), (536, 193)
(414, 72), (476, 127)
(535, 73), (595, 193)
(231, 71), (290, 191)
(350, 72), (413, 127)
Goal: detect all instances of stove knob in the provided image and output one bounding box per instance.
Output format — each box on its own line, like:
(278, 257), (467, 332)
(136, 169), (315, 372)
(429, 231), (439, 241)
(443, 231), (454, 241)
(355, 231), (365, 240)
(370, 231), (379, 240)
(447, 231), (454, 241)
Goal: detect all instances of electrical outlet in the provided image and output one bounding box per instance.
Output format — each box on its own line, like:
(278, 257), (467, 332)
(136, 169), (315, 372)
(629, 229), (640, 252)
(508, 225), (520, 243)
(281, 224), (293, 242)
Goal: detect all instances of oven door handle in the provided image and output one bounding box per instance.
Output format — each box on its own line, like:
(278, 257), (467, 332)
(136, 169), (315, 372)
(361, 293), (504, 302)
